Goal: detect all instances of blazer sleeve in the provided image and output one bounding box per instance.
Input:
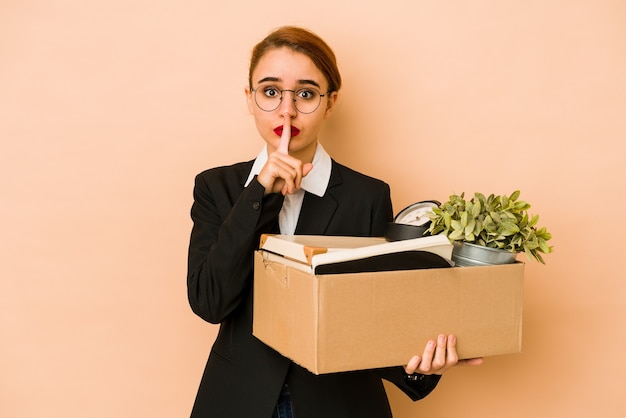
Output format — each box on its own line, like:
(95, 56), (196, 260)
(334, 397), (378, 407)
(370, 180), (393, 237)
(187, 171), (283, 324)
(375, 367), (441, 401)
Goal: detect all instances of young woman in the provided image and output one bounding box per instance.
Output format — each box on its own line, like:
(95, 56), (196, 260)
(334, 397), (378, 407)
(187, 26), (481, 418)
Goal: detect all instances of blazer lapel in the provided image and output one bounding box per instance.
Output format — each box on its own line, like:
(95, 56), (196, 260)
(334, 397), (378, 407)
(238, 160), (256, 188)
(294, 161), (342, 235)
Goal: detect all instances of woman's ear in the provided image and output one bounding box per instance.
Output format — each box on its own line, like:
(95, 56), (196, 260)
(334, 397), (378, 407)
(323, 91), (339, 119)
(245, 86), (255, 114)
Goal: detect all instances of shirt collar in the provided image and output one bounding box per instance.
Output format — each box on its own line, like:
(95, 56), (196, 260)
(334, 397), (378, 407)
(244, 143), (332, 197)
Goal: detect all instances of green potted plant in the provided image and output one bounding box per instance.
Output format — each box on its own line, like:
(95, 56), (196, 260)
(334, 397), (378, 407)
(425, 190), (553, 266)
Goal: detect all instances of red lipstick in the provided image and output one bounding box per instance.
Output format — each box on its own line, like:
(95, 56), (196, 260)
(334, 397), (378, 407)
(274, 126), (300, 137)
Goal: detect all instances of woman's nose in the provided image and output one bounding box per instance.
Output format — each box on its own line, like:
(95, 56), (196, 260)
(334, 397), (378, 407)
(278, 91), (298, 115)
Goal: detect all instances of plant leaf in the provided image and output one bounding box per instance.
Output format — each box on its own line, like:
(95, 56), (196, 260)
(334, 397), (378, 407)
(449, 229), (464, 240)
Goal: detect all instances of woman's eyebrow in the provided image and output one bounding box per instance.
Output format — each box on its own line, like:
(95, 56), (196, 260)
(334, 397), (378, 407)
(257, 76), (280, 84)
(298, 79), (321, 88)
(256, 77), (321, 89)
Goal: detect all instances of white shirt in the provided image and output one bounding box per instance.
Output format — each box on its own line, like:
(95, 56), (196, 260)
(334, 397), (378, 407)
(244, 143), (332, 234)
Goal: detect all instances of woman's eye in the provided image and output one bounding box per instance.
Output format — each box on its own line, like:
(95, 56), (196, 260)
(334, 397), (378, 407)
(264, 88), (280, 98)
(297, 89), (316, 100)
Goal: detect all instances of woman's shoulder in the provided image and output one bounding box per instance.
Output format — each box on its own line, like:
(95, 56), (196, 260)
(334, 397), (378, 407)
(331, 160), (390, 189)
(192, 160), (255, 194)
(195, 160), (254, 181)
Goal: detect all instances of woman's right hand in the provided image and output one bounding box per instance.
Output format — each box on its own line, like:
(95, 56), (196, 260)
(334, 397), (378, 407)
(257, 115), (312, 195)
(257, 152), (313, 195)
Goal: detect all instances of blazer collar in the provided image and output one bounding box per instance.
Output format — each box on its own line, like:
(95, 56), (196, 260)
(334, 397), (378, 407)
(243, 143), (332, 197)
(238, 160), (256, 187)
(294, 160), (342, 235)
(237, 157), (343, 235)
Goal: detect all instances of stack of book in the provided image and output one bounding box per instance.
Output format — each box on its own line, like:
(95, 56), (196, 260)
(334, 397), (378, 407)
(258, 233), (454, 273)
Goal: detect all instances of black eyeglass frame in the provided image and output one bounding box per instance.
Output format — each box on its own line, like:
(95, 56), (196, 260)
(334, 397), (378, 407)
(250, 87), (331, 114)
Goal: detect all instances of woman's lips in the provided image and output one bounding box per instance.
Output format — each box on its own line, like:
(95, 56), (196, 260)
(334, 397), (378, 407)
(274, 126), (300, 137)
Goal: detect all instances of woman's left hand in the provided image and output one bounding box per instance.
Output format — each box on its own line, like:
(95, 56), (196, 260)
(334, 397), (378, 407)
(404, 334), (484, 376)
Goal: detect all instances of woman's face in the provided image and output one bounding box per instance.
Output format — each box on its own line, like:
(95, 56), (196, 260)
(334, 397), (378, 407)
(246, 47), (338, 162)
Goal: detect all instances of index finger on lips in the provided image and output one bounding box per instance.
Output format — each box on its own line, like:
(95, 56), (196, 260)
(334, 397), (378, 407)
(277, 114), (290, 154)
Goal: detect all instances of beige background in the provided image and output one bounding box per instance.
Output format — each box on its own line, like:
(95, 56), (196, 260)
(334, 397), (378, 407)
(1, 1), (625, 417)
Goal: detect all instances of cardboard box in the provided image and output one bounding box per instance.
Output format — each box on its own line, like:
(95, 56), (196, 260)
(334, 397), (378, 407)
(253, 251), (523, 375)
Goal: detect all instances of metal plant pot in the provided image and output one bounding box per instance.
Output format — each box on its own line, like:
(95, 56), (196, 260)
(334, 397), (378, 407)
(452, 242), (517, 267)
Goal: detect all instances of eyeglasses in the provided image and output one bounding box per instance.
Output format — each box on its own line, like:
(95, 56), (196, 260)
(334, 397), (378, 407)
(251, 85), (328, 114)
